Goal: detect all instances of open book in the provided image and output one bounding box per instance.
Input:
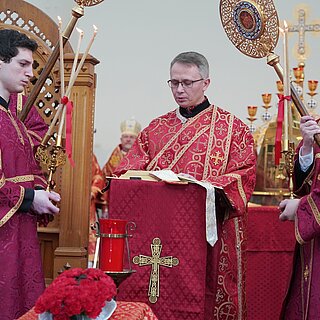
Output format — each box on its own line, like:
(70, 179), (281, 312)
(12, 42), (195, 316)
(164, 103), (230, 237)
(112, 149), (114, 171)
(119, 169), (233, 210)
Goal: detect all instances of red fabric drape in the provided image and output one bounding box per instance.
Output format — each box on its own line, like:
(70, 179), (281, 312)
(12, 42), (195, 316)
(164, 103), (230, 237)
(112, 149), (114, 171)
(108, 179), (210, 320)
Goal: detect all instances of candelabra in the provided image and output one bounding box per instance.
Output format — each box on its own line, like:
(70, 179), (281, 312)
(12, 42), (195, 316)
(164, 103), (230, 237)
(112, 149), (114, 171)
(292, 63), (318, 115)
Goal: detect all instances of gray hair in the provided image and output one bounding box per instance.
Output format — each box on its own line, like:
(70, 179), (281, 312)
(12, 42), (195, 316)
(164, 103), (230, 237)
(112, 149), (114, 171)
(170, 51), (209, 79)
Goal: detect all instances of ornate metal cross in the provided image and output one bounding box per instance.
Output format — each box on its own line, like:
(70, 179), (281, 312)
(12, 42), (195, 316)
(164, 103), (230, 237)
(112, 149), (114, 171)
(288, 8), (320, 58)
(133, 237), (179, 303)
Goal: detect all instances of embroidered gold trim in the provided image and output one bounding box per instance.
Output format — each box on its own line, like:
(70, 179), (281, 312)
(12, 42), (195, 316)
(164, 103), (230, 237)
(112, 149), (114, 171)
(300, 246), (305, 320)
(295, 222), (305, 245)
(300, 240), (314, 319)
(0, 174), (5, 188)
(307, 195), (320, 226)
(224, 173), (247, 207)
(234, 218), (243, 320)
(6, 175), (34, 183)
(220, 114), (234, 174)
(27, 130), (43, 143)
(0, 187), (24, 227)
(305, 240), (314, 319)
(203, 106), (218, 179)
(0, 105), (7, 113)
(7, 110), (25, 145)
(17, 92), (23, 114)
(34, 174), (47, 184)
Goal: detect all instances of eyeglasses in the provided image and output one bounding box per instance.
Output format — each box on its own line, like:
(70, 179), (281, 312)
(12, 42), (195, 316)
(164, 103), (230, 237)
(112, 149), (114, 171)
(167, 78), (204, 88)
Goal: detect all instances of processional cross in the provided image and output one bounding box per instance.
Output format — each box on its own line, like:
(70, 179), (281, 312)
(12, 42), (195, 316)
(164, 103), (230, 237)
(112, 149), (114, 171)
(288, 8), (320, 59)
(219, 0), (320, 196)
(133, 237), (179, 303)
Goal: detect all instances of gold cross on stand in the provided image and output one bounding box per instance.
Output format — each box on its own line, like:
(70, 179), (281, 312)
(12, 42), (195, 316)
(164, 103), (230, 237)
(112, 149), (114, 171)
(133, 237), (179, 303)
(288, 8), (320, 59)
(210, 151), (224, 165)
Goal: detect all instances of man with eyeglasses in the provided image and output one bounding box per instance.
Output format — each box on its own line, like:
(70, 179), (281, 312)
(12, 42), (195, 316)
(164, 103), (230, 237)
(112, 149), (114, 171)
(114, 51), (256, 319)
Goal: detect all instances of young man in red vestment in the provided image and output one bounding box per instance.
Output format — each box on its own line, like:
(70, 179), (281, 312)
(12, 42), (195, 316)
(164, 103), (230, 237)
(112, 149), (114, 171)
(114, 52), (256, 319)
(0, 29), (60, 319)
(279, 115), (320, 319)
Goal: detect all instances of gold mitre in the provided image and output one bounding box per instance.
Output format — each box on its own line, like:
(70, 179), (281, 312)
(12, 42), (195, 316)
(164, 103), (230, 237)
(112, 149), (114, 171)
(120, 117), (141, 137)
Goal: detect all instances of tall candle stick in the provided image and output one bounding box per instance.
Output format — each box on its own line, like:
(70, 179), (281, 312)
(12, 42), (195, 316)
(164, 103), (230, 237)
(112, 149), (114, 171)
(66, 25), (98, 97)
(285, 20), (293, 143)
(56, 105), (66, 147)
(282, 20), (290, 151)
(58, 16), (65, 97)
(71, 27), (84, 82)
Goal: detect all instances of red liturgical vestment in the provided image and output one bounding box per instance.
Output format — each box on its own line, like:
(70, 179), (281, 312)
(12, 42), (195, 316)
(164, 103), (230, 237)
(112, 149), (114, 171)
(102, 144), (127, 179)
(281, 143), (320, 319)
(112, 105), (256, 319)
(102, 145), (127, 206)
(0, 94), (47, 319)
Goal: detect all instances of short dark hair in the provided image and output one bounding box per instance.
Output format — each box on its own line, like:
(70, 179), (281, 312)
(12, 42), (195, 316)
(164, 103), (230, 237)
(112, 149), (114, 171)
(0, 29), (38, 63)
(170, 51), (209, 79)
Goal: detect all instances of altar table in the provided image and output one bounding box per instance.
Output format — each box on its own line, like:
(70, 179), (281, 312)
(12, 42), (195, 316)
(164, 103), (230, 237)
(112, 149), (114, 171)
(18, 301), (158, 320)
(246, 206), (296, 320)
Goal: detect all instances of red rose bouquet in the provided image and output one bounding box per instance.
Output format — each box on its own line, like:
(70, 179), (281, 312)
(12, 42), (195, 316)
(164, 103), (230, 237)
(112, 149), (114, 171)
(34, 268), (117, 320)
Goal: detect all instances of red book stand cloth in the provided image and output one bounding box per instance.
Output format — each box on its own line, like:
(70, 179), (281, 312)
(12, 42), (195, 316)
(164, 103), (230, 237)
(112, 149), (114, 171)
(108, 179), (210, 320)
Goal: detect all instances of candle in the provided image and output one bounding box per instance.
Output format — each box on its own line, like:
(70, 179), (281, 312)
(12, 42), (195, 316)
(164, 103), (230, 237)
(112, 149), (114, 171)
(58, 16), (65, 97)
(66, 25), (98, 97)
(56, 105), (66, 147)
(282, 21), (290, 151)
(70, 27), (84, 83)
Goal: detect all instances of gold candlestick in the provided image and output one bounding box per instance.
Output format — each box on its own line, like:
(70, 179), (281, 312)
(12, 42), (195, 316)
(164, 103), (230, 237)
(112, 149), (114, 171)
(308, 80), (318, 97)
(293, 64), (305, 100)
(276, 80), (284, 94)
(261, 93), (272, 122)
(247, 106), (258, 133)
(306, 80), (318, 111)
(283, 142), (295, 199)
